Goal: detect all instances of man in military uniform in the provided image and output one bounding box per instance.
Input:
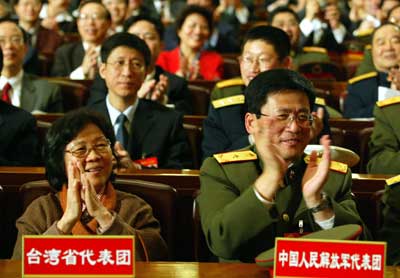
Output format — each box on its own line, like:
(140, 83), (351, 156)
(198, 69), (370, 263)
(202, 25), (331, 161)
(344, 23), (400, 118)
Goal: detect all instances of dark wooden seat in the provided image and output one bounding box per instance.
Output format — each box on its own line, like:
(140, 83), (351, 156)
(299, 62), (347, 81)
(19, 178), (178, 260)
(313, 81), (348, 112)
(188, 84), (211, 115)
(183, 123), (203, 169)
(221, 54), (240, 80)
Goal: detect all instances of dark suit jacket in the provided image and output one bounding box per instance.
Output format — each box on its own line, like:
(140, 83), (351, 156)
(51, 42), (84, 77)
(88, 66), (192, 114)
(344, 71), (389, 118)
(20, 73), (63, 113)
(88, 99), (192, 169)
(0, 101), (39, 166)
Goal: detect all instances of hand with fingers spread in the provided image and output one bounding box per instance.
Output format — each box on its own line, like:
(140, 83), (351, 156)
(302, 135), (332, 209)
(309, 107), (324, 141)
(57, 161), (83, 234)
(137, 74), (169, 103)
(114, 141), (141, 172)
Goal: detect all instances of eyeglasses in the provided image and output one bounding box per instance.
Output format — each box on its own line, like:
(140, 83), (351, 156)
(0, 36), (24, 47)
(78, 13), (107, 21)
(257, 112), (313, 128)
(106, 59), (145, 72)
(65, 138), (111, 158)
(240, 55), (275, 68)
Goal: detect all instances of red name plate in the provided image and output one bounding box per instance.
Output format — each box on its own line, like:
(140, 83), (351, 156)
(274, 237), (386, 278)
(22, 235), (135, 277)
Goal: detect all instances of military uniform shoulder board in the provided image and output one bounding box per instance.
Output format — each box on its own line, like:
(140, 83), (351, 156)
(216, 77), (244, 89)
(213, 150), (257, 164)
(386, 174), (400, 186)
(348, 72), (377, 85)
(212, 94), (245, 109)
(304, 156), (348, 174)
(315, 97), (326, 106)
(365, 44), (371, 50)
(377, 96), (400, 108)
(354, 28), (374, 37)
(302, 46), (327, 54)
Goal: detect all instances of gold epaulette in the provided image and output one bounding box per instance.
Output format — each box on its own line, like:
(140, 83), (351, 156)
(304, 156), (348, 174)
(354, 28), (374, 37)
(386, 174), (400, 186)
(377, 96), (400, 108)
(302, 46), (327, 54)
(365, 44), (371, 50)
(216, 77), (244, 89)
(212, 95), (245, 109)
(348, 72), (377, 84)
(315, 97), (326, 106)
(213, 150), (257, 164)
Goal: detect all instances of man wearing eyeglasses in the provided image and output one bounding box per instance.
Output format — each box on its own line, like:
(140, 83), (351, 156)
(0, 19), (62, 113)
(51, 0), (111, 79)
(88, 32), (191, 169)
(202, 25), (331, 161)
(198, 69), (370, 263)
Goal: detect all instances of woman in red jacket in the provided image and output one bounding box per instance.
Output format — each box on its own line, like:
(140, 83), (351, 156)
(156, 5), (224, 81)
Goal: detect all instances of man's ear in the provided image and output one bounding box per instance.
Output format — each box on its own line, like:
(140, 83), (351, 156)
(245, 112), (257, 134)
(99, 63), (106, 79)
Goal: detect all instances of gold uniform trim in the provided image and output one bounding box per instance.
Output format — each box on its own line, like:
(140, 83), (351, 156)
(302, 46), (327, 54)
(315, 97), (326, 106)
(377, 96), (400, 107)
(348, 72), (377, 84)
(304, 156), (348, 173)
(386, 174), (400, 186)
(216, 77), (244, 89)
(212, 95), (245, 109)
(214, 150), (257, 164)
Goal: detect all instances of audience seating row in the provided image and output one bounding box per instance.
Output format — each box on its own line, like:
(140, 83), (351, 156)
(0, 167), (391, 261)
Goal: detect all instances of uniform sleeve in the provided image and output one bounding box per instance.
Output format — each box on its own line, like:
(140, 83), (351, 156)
(198, 158), (278, 259)
(367, 105), (400, 174)
(343, 83), (375, 118)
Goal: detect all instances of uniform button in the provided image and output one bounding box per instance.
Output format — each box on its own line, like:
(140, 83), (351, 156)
(282, 213), (290, 222)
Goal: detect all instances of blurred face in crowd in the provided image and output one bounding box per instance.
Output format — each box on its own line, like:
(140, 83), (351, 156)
(0, 22), (27, 73)
(128, 20), (162, 66)
(102, 0), (127, 26)
(240, 40), (290, 86)
(271, 12), (300, 48)
(388, 6), (400, 25)
(64, 123), (114, 193)
(178, 13), (210, 52)
(77, 3), (111, 45)
(14, 0), (42, 25)
(372, 24), (400, 72)
(48, 0), (70, 11)
(100, 46), (147, 103)
(246, 90), (312, 162)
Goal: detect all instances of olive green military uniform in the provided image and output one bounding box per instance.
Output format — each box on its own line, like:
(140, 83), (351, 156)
(354, 46), (375, 77)
(291, 46), (331, 71)
(368, 97), (400, 174)
(198, 145), (370, 262)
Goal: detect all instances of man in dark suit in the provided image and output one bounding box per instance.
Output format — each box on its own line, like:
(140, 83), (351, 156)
(88, 15), (192, 114)
(0, 49), (39, 166)
(88, 32), (191, 169)
(51, 0), (111, 79)
(0, 19), (62, 113)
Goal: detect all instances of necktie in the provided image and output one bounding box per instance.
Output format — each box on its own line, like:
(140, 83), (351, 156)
(1, 83), (12, 104)
(116, 113), (129, 150)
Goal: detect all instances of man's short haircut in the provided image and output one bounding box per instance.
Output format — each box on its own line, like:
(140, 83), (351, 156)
(245, 69), (316, 116)
(100, 32), (151, 67)
(242, 25), (291, 62)
(176, 5), (213, 33)
(14, 0), (42, 5)
(388, 4), (400, 21)
(78, 0), (111, 21)
(0, 18), (29, 43)
(123, 14), (164, 40)
(267, 6), (300, 24)
(372, 22), (400, 43)
(43, 108), (117, 191)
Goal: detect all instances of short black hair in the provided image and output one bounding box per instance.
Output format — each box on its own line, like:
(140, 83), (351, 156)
(245, 69), (316, 116)
(123, 14), (164, 40)
(100, 32), (151, 68)
(268, 6), (300, 24)
(43, 108), (117, 191)
(176, 5), (213, 33)
(242, 25), (291, 62)
(372, 22), (400, 43)
(14, 0), (42, 5)
(0, 18), (29, 43)
(78, 0), (111, 21)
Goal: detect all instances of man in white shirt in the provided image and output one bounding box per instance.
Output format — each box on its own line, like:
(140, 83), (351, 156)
(51, 0), (111, 79)
(0, 19), (62, 113)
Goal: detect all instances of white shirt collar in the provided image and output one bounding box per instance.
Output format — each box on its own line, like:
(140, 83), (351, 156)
(106, 94), (138, 133)
(0, 70), (24, 107)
